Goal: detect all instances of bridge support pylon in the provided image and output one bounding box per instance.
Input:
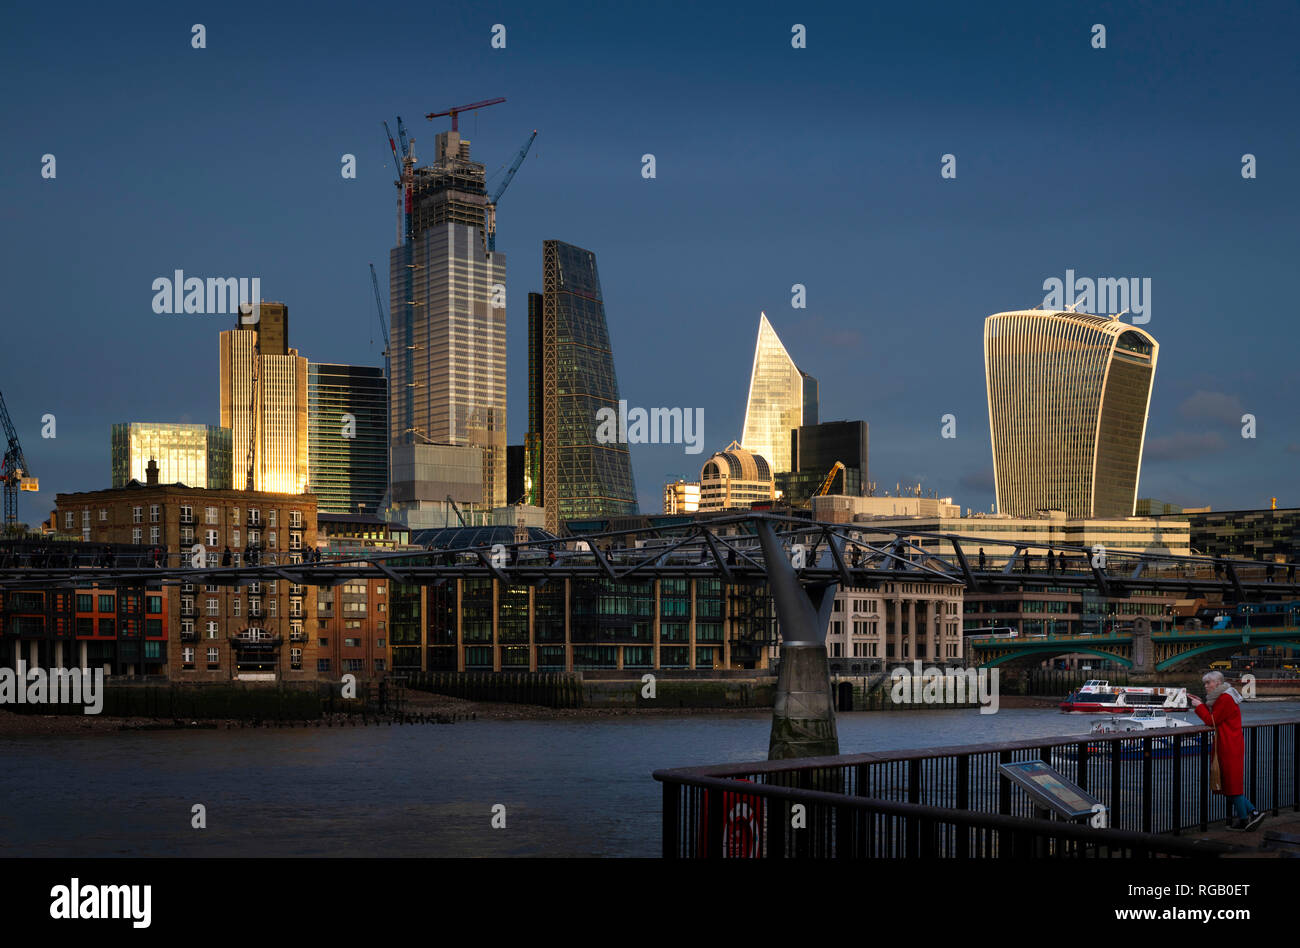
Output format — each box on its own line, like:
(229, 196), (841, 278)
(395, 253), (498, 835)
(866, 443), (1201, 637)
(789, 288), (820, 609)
(1130, 616), (1153, 676)
(755, 519), (840, 760)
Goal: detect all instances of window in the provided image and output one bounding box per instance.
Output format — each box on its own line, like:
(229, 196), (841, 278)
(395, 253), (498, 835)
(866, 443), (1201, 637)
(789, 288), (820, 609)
(206, 530), (218, 547)
(132, 528), (142, 544)
(288, 532), (302, 551)
(344, 637), (361, 648)
(146, 618), (162, 637)
(205, 506), (218, 524)
(181, 528), (194, 544)
(147, 595), (162, 613)
(290, 648), (302, 670)
(180, 505), (193, 522)
(344, 658), (364, 672)
(318, 658), (331, 672)
(65, 511), (74, 528)
(98, 509), (107, 522)
(232, 598), (241, 616)
(249, 508), (261, 525)
(206, 598), (219, 616)
(232, 529), (240, 546)
(268, 509), (277, 527)
(267, 531), (276, 548)
(374, 659), (386, 672)
(149, 504), (160, 523)
(289, 510), (302, 528)
(318, 637), (328, 646)
(76, 594), (92, 612)
(150, 526), (160, 544)
(98, 594), (114, 612)
(377, 603), (385, 613)
(81, 509), (90, 527)
(133, 506), (143, 523)
(206, 621), (218, 639)
(183, 647), (194, 665)
(377, 638), (386, 649)
(377, 621), (385, 631)
(207, 647), (220, 665)
(268, 599), (277, 617)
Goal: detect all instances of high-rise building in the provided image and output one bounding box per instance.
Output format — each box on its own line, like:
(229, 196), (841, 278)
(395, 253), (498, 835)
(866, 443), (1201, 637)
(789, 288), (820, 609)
(528, 240), (638, 533)
(663, 479), (701, 515)
(699, 442), (775, 512)
(307, 363), (388, 515)
(219, 303), (309, 494)
(388, 129), (507, 510)
(984, 310), (1158, 519)
(775, 420), (869, 506)
(111, 423), (232, 490)
(740, 312), (817, 474)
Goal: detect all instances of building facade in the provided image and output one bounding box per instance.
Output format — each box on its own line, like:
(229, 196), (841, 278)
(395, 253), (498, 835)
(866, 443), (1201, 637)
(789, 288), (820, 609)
(776, 420), (869, 506)
(55, 475), (318, 682)
(1159, 507), (1300, 562)
(307, 363), (388, 515)
(111, 423), (232, 490)
(699, 442), (776, 512)
(388, 129), (507, 510)
(824, 580), (964, 674)
(740, 312), (817, 475)
(984, 310), (1158, 518)
(663, 479), (701, 514)
(528, 241), (638, 534)
(219, 303), (309, 494)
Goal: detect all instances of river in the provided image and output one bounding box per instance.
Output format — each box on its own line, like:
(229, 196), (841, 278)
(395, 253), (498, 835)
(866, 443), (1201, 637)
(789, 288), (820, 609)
(4, 702), (1298, 857)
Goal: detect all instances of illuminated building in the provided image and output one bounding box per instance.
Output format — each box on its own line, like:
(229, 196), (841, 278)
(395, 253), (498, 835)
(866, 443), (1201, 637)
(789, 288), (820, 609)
(698, 442), (775, 512)
(111, 423), (232, 490)
(984, 309), (1158, 519)
(740, 313), (817, 474)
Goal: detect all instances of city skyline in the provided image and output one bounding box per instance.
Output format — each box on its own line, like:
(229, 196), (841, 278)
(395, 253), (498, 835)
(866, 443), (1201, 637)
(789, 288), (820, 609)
(5, 2), (1298, 524)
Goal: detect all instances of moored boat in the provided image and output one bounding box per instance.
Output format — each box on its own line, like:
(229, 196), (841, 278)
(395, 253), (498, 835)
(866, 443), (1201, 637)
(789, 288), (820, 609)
(1059, 679), (1187, 713)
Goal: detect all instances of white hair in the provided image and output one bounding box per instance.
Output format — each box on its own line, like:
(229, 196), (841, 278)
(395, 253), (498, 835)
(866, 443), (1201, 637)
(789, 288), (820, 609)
(1202, 670), (1225, 687)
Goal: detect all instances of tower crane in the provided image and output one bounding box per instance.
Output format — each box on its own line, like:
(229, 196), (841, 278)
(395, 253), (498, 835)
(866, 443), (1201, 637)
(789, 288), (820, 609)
(369, 263), (390, 374)
(383, 117), (417, 243)
(486, 130), (537, 252)
(0, 390), (37, 531)
(425, 97), (505, 131)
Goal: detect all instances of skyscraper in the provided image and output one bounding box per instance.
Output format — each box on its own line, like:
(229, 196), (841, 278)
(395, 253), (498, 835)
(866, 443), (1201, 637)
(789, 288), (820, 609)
(984, 309), (1158, 519)
(388, 128), (507, 510)
(527, 240), (638, 533)
(308, 363), (388, 515)
(740, 313), (817, 474)
(219, 302), (309, 494)
(111, 423), (232, 489)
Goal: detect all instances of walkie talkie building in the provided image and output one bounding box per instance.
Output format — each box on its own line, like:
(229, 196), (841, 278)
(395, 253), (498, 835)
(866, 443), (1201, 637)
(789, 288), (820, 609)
(984, 309), (1158, 519)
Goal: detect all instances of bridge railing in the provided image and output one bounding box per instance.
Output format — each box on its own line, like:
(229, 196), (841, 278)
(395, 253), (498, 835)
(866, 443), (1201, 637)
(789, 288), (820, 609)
(654, 716), (1300, 857)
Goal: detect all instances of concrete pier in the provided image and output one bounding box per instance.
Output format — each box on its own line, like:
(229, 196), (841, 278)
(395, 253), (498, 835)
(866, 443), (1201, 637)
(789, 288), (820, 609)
(769, 644), (839, 759)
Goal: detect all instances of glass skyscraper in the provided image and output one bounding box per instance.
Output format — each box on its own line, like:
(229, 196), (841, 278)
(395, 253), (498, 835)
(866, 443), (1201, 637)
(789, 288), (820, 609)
(308, 363), (388, 515)
(740, 312), (817, 474)
(388, 129), (507, 510)
(527, 240), (638, 533)
(111, 423), (232, 489)
(984, 309), (1158, 519)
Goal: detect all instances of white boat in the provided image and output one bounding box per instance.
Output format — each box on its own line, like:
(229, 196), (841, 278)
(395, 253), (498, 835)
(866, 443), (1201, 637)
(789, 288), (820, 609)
(1060, 679), (1187, 713)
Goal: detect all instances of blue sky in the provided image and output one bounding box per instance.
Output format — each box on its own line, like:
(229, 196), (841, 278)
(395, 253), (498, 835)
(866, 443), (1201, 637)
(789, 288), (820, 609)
(3, 0), (1298, 522)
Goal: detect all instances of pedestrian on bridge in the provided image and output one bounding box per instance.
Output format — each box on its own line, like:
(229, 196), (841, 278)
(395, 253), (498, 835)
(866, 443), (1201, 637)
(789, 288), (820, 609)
(978, 548), (986, 571)
(1188, 671), (1264, 832)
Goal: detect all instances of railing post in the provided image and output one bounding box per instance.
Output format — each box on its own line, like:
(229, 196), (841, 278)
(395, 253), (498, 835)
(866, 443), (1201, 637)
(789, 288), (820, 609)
(1199, 733), (1210, 831)
(998, 750), (1012, 816)
(1272, 724), (1280, 816)
(1110, 739), (1122, 830)
(1171, 734), (1183, 835)
(1293, 722), (1299, 812)
(662, 780), (680, 859)
(1141, 736), (1153, 834)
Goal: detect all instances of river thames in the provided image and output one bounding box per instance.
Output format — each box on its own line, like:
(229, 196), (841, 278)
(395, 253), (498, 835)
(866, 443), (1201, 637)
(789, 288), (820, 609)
(4, 702), (1298, 857)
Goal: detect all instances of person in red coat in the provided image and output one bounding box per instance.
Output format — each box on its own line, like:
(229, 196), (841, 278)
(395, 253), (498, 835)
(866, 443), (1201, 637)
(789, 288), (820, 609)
(1188, 670), (1264, 831)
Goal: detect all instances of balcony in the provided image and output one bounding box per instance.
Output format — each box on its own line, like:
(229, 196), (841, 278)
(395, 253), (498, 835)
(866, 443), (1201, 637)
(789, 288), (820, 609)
(179, 630), (199, 642)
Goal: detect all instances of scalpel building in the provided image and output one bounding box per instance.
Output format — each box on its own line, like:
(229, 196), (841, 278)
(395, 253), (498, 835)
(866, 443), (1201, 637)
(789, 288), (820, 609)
(984, 310), (1158, 519)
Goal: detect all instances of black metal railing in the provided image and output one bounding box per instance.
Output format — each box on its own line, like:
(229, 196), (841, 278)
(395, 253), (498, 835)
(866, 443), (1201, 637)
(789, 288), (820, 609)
(654, 716), (1300, 858)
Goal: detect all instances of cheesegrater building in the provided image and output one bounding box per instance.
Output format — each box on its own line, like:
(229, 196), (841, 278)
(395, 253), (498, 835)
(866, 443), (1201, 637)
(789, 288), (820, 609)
(984, 309), (1158, 519)
(526, 241), (638, 533)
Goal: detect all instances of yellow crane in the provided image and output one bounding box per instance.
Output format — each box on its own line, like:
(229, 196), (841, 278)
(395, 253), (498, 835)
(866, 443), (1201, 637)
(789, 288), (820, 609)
(815, 461), (846, 497)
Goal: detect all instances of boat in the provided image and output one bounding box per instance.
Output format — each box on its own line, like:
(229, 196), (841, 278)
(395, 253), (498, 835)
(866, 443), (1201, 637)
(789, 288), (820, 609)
(1059, 679), (1187, 713)
(1054, 709), (1205, 762)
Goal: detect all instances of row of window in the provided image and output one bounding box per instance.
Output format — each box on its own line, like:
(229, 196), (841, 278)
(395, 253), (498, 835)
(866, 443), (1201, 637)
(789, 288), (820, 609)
(65, 506), (303, 528)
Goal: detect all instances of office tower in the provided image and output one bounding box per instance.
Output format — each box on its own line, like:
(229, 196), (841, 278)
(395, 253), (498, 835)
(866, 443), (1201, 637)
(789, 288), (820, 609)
(984, 309), (1158, 519)
(111, 423), (232, 489)
(388, 128), (507, 510)
(775, 420), (869, 506)
(528, 240), (638, 533)
(219, 302), (309, 494)
(307, 364), (388, 515)
(524, 291), (544, 508)
(663, 479), (701, 514)
(740, 313), (817, 474)
(506, 444), (525, 506)
(698, 442), (775, 512)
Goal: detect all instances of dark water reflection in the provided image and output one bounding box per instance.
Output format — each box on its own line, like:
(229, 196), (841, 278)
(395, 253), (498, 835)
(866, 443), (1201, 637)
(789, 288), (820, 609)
(4, 702), (1297, 857)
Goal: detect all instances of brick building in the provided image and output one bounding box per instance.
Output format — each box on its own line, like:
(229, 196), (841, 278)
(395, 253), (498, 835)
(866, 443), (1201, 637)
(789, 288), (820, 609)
(55, 466), (318, 682)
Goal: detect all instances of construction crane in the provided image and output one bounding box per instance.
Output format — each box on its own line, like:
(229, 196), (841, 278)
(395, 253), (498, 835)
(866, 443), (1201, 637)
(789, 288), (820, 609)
(369, 263), (390, 374)
(383, 117), (417, 243)
(486, 130), (536, 252)
(0, 390), (37, 531)
(425, 97), (505, 131)
(814, 461), (846, 498)
(445, 495), (467, 528)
